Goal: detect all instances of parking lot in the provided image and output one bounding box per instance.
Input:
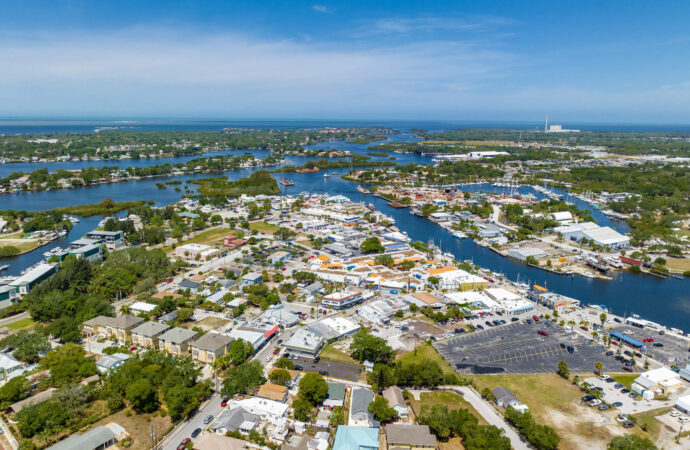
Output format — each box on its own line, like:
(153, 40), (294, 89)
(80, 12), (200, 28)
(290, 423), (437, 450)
(613, 325), (690, 367)
(583, 376), (674, 415)
(293, 356), (361, 382)
(435, 320), (637, 375)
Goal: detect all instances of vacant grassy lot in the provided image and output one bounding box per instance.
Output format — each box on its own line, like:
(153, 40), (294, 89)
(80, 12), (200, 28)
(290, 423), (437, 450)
(249, 221), (279, 234)
(612, 374), (638, 388)
(91, 408), (173, 450)
(320, 343), (359, 365)
(189, 316), (230, 332)
(666, 257), (690, 272)
(409, 391), (488, 426)
(397, 342), (455, 375)
(185, 228), (235, 246)
(6, 317), (36, 331)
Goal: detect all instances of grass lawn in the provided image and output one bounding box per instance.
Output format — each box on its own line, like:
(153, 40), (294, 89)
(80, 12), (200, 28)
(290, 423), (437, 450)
(91, 408), (173, 450)
(185, 228), (237, 246)
(628, 407), (672, 438)
(249, 221), (279, 235)
(320, 343), (359, 365)
(6, 317), (35, 331)
(666, 257), (690, 272)
(185, 317), (229, 332)
(0, 239), (42, 254)
(396, 342), (456, 375)
(612, 374), (638, 388)
(409, 391), (488, 426)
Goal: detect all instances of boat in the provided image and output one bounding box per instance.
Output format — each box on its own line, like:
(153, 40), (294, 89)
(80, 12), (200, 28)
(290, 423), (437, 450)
(58, 229), (68, 237)
(410, 208), (422, 216)
(67, 216), (79, 223)
(280, 179), (295, 186)
(453, 231), (468, 239)
(0, 265), (8, 272)
(586, 257), (610, 273)
(582, 271), (596, 279)
(323, 173), (332, 178)
(295, 167), (319, 173)
(367, 203), (375, 211)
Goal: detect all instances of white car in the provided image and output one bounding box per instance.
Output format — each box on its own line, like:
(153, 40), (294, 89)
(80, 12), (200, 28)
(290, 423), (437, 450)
(623, 330), (633, 335)
(615, 415), (627, 423)
(588, 399), (602, 407)
(265, 356), (271, 362)
(670, 411), (681, 417)
(679, 416), (690, 424)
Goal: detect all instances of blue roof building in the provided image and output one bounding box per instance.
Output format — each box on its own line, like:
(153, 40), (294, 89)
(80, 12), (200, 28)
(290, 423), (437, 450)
(332, 426), (379, 450)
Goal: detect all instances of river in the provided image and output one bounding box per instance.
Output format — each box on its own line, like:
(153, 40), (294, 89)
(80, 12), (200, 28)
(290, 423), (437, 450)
(0, 124), (687, 331)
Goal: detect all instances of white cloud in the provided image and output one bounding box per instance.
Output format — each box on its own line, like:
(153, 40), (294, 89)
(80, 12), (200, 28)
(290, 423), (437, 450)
(312, 5), (330, 13)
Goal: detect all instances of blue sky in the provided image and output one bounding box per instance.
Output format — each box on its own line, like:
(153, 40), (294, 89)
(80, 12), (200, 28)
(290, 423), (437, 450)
(1, 0), (689, 122)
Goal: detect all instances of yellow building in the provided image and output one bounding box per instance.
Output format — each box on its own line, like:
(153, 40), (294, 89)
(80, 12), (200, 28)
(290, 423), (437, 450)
(158, 328), (198, 356)
(385, 424), (437, 450)
(190, 333), (233, 364)
(131, 321), (171, 349)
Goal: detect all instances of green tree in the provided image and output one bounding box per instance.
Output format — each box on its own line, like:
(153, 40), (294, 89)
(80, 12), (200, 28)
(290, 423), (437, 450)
(229, 339), (253, 365)
(269, 368), (292, 386)
(0, 376), (30, 408)
(222, 361), (265, 398)
(600, 313), (607, 325)
(368, 364), (396, 392)
(595, 361), (603, 374)
(164, 385), (200, 421)
(557, 360), (569, 379)
(368, 396), (398, 423)
(38, 343), (97, 386)
(298, 372), (329, 406)
(274, 357), (295, 369)
(126, 379), (159, 413)
(0, 330), (50, 363)
(292, 397), (313, 421)
(350, 330), (394, 364)
(608, 435), (657, 450)
(360, 237), (385, 254)
(374, 254), (394, 267)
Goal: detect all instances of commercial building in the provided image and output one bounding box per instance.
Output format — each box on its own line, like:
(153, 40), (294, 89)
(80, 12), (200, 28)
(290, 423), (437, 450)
(409, 292), (444, 309)
(85, 230), (124, 249)
(131, 321), (170, 348)
(423, 267), (487, 290)
(283, 328), (324, 356)
(385, 424), (437, 450)
(240, 272), (263, 288)
(307, 317), (361, 340)
(68, 243), (103, 262)
(322, 289), (363, 310)
(358, 297), (410, 325)
(554, 222), (629, 249)
(231, 397), (289, 421)
(632, 368), (683, 399)
(174, 243), (219, 260)
(10, 263), (58, 296)
(268, 251), (290, 264)
(0, 285), (18, 310)
(159, 327), (198, 356)
(191, 332), (233, 364)
(675, 395), (690, 415)
(507, 247), (547, 262)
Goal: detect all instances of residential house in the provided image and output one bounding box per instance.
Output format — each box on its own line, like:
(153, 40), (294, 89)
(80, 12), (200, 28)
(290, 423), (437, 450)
(83, 315), (144, 342)
(382, 386), (408, 418)
(96, 353), (131, 373)
(492, 386), (529, 413)
(332, 426), (379, 450)
(349, 388), (375, 427)
(324, 382), (347, 409)
(385, 424), (437, 450)
(47, 422), (127, 450)
(0, 353), (23, 380)
(256, 383), (288, 403)
(190, 333), (233, 364)
(158, 328), (198, 356)
(211, 407), (260, 435)
(131, 321), (170, 349)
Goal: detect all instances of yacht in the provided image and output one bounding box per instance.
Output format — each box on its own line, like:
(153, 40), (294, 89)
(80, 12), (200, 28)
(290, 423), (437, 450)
(0, 265), (8, 272)
(453, 231), (468, 239)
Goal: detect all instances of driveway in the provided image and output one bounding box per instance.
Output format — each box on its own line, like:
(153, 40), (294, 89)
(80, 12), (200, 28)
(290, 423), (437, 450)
(160, 393), (223, 450)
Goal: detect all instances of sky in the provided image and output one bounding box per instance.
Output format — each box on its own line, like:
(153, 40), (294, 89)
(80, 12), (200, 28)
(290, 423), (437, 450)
(1, 0), (690, 123)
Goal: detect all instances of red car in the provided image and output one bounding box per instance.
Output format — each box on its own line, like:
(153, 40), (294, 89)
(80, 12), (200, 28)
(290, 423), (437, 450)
(580, 326), (589, 331)
(177, 438), (191, 450)
(643, 337), (654, 342)
(537, 330), (549, 337)
(129, 345), (137, 351)
(532, 315), (540, 322)
(611, 341), (619, 346)
(221, 397), (229, 407)
(623, 366), (633, 372)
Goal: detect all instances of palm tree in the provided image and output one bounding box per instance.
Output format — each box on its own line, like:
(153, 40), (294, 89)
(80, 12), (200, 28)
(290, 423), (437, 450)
(595, 361), (603, 374)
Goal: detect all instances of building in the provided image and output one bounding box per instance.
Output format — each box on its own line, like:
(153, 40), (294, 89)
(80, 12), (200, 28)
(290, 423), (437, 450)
(492, 386), (528, 413)
(240, 272), (263, 288)
(191, 332), (233, 364)
(192, 433), (250, 450)
(333, 426), (379, 450)
(358, 297), (410, 325)
(256, 382), (289, 402)
(178, 279), (201, 293)
(129, 301), (157, 315)
(302, 281), (324, 299)
(10, 263), (58, 296)
(159, 327), (198, 356)
(263, 304), (301, 327)
(324, 382), (347, 409)
(223, 236), (246, 248)
(632, 368), (683, 399)
(349, 388), (375, 427)
(231, 397), (289, 421)
(382, 386), (408, 418)
(548, 211), (573, 224)
(580, 226), (630, 249)
(47, 423), (127, 450)
(409, 292), (444, 309)
(507, 247), (547, 262)
(675, 395), (690, 415)
(83, 315), (144, 342)
(131, 321), (170, 349)
(423, 267), (487, 290)
(68, 243), (103, 262)
(268, 251), (290, 264)
(0, 285), (18, 310)
(85, 230), (124, 249)
(96, 353), (131, 373)
(283, 328), (324, 356)
(0, 353), (23, 380)
(211, 407), (260, 435)
(385, 424), (437, 450)
(322, 290), (364, 310)
(226, 329), (266, 350)
(307, 317), (361, 340)
(175, 243), (220, 261)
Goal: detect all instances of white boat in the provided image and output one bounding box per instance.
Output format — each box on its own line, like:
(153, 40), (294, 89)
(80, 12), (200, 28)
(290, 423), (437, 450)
(453, 231), (468, 239)
(58, 230), (68, 237)
(323, 173), (332, 178)
(582, 271), (596, 279)
(0, 265), (8, 272)
(68, 216), (80, 223)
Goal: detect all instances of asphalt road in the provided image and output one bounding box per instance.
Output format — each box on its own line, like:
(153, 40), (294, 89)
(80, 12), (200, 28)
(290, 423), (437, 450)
(160, 393), (223, 450)
(293, 356), (361, 382)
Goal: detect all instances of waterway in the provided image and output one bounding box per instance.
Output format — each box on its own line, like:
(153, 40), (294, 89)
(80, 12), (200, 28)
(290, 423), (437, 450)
(0, 123), (687, 331)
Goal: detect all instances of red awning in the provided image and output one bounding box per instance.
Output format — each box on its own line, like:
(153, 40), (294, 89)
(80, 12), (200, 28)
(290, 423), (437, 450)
(264, 325), (279, 338)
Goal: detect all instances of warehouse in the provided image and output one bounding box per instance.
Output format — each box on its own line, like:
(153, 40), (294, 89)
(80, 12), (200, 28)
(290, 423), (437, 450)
(580, 226), (630, 249)
(424, 267), (488, 290)
(10, 263), (58, 296)
(283, 328), (324, 356)
(507, 247), (547, 262)
(307, 317), (360, 340)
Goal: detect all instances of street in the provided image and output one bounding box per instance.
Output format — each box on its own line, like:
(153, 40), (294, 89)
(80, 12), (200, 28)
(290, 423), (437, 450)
(160, 393), (223, 450)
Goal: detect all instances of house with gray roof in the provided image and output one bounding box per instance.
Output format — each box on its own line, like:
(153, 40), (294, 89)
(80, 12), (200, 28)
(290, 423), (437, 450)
(349, 387), (375, 427)
(191, 332), (233, 364)
(211, 407), (260, 435)
(47, 423), (126, 450)
(385, 424), (437, 449)
(131, 321), (170, 349)
(382, 386), (408, 418)
(178, 279), (201, 293)
(159, 327), (198, 356)
(96, 353), (131, 373)
(82, 315), (144, 342)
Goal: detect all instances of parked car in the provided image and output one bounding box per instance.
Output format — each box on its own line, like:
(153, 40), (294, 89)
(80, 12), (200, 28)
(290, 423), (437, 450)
(318, 370), (329, 376)
(598, 404), (610, 411)
(670, 410), (681, 417)
(616, 415), (627, 423)
(606, 377), (615, 383)
(560, 343), (566, 349)
(526, 319), (532, 324)
(567, 346), (574, 353)
(314, 356), (320, 363)
(614, 383), (623, 389)
(653, 343), (664, 347)
(643, 337), (654, 342)
(588, 399), (602, 407)
(580, 326), (589, 331)
(623, 366), (633, 372)
(606, 351), (614, 356)
(191, 428), (202, 438)
(511, 317), (519, 322)
(178, 438), (192, 450)
(621, 388), (630, 393)
(622, 422), (635, 429)
(581, 395), (595, 402)
(613, 318), (622, 323)
(532, 315), (540, 322)
(294, 365), (303, 371)
(612, 402), (623, 408)
(476, 325), (484, 330)
(537, 330), (549, 336)
(221, 397), (229, 407)
(203, 415), (214, 424)
(679, 416), (690, 424)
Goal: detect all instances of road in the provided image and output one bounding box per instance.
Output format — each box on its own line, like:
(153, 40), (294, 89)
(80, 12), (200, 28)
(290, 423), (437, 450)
(437, 386), (529, 450)
(0, 311), (29, 327)
(160, 393), (223, 450)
